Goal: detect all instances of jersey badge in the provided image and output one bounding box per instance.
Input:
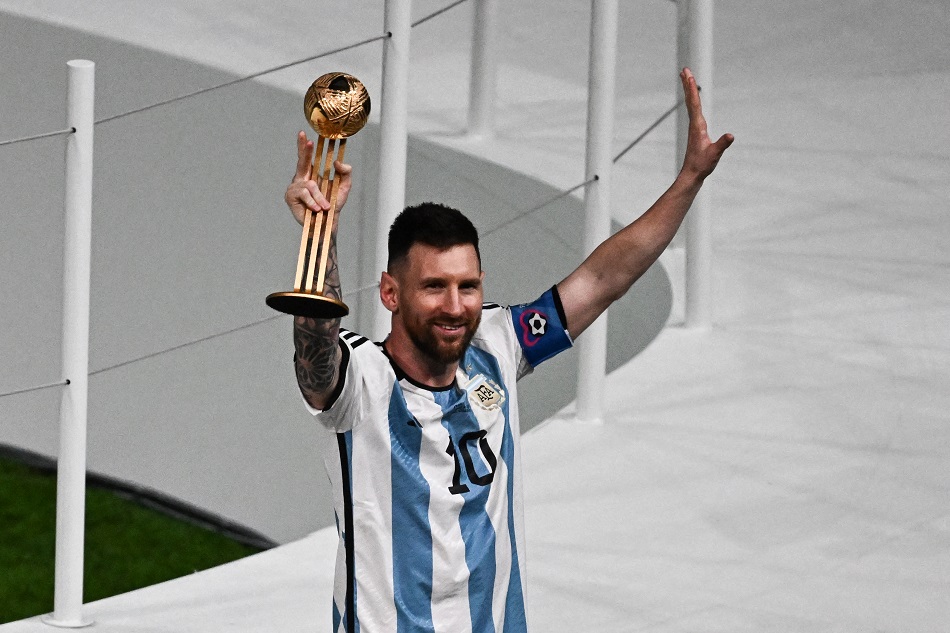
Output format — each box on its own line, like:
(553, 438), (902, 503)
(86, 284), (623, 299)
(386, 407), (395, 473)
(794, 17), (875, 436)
(464, 374), (506, 411)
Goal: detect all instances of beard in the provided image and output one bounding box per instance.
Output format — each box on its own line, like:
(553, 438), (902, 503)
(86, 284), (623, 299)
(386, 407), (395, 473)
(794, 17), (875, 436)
(406, 314), (481, 365)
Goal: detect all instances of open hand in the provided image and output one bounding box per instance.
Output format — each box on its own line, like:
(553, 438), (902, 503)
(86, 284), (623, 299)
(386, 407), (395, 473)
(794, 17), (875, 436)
(680, 67), (734, 180)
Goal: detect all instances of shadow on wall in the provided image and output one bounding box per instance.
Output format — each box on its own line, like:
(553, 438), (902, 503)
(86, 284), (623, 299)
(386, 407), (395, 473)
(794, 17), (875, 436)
(0, 13), (669, 543)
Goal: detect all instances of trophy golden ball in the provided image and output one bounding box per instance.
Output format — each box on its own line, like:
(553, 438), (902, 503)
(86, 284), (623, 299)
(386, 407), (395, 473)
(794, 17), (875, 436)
(304, 72), (371, 140)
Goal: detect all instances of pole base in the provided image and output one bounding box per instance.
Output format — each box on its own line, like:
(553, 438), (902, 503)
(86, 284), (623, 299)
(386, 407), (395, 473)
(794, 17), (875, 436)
(266, 291), (349, 319)
(42, 614), (94, 629)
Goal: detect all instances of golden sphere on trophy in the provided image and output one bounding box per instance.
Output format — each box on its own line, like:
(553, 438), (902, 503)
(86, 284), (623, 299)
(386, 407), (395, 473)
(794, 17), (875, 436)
(304, 72), (371, 140)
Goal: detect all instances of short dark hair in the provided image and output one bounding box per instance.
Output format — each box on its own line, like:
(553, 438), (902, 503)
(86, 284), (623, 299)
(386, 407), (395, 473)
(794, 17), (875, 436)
(387, 202), (481, 271)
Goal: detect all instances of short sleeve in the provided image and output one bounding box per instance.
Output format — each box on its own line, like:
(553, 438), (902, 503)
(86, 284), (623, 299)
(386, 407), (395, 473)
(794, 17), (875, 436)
(300, 335), (363, 432)
(509, 286), (573, 368)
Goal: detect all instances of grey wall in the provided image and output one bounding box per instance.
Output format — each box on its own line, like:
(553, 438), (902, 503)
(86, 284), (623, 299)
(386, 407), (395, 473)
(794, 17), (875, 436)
(0, 14), (669, 543)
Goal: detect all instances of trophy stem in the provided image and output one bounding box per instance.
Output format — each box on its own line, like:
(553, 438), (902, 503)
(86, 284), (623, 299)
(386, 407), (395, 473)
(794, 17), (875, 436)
(316, 139), (346, 294)
(292, 135), (326, 292)
(293, 207), (312, 292)
(304, 138), (338, 291)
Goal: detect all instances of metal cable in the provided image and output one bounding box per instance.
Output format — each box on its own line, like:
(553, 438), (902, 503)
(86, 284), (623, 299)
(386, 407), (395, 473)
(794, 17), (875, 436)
(613, 97), (684, 164)
(94, 34), (390, 125)
(344, 281), (383, 298)
(89, 314), (286, 377)
(1, 0), (468, 144)
(412, 0), (469, 27)
(0, 379), (69, 400)
(0, 127), (75, 148)
(484, 176), (598, 238)
(482, 97), (685, 235)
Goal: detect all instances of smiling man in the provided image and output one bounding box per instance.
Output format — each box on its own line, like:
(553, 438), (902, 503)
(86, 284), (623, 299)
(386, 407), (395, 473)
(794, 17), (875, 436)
(285, 69), (732, 633)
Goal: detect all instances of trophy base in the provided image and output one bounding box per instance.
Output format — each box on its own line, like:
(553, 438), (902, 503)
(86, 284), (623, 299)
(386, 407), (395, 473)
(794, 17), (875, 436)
(266, 291), (349, 318)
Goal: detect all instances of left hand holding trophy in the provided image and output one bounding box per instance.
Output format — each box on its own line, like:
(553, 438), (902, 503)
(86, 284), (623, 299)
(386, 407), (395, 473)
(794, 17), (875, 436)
(266, 72), (371, 318)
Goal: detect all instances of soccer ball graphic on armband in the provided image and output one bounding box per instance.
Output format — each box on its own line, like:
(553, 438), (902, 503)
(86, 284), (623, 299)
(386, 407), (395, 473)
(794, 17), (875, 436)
(528, 312), (547, 336)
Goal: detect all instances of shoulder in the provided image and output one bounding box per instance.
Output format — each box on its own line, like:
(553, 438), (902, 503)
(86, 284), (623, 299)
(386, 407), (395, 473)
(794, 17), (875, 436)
(338, 328), (375, 353)
(312, 328), (388, 428)
(472, 302), (515, 347)
(335, 328), (392, 388)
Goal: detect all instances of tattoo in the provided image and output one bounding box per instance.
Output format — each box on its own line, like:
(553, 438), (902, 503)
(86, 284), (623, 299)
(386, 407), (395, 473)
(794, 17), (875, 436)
(294, 230), (342, 404)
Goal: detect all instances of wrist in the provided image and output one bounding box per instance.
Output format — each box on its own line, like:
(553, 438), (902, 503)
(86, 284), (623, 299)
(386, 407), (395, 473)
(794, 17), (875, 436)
(673, 168), (705, 193)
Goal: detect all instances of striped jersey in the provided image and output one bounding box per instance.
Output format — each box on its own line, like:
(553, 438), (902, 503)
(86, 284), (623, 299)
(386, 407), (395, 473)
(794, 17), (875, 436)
(305, 287), (573, 633)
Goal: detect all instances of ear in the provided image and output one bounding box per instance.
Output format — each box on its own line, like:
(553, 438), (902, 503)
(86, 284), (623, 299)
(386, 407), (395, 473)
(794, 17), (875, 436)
(379, 270), (398, 313)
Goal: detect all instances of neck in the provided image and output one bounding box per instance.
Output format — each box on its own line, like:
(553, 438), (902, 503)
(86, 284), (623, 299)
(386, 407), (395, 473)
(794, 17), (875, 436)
(383, 331), (458, 389)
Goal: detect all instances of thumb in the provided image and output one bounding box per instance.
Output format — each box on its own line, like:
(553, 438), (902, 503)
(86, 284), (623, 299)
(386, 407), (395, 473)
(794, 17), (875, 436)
(714, 133), (735, 154)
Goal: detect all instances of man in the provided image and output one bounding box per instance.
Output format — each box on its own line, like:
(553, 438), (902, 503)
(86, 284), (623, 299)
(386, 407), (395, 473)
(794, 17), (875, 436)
(285, 68), (732, 633)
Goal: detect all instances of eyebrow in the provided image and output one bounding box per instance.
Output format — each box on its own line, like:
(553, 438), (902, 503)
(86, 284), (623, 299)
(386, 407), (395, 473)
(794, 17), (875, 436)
(418, 275), (482, 286)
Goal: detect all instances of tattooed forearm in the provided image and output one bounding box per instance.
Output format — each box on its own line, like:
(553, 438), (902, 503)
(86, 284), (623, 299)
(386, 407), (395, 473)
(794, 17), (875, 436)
(295, 315), (340, 399)
(294, 228), (342, 407)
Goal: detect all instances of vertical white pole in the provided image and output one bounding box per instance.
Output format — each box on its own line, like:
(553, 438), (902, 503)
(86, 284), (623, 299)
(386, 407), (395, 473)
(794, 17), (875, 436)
(46, 59), (95, 629)
(467, 0), (499, 138)
(374, 0), (413, 341)
(575, 0), (618, 425)
(677, 0), (714, 329)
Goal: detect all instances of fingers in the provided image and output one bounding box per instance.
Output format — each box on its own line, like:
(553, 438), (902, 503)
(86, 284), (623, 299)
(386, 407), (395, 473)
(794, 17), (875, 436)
(677, 69), (734, 179)
(334, 161), (352, 178)
(294, 131), (313, 181)
(333, 160), (353, 208)
(300, 179), (330, 212)
(681, 68), (710, 137)
(334, 160), (353, 190)
(714, 133), (735, 154)
(288, 132), (328, 213)
(287, 164), (352, 215)
(680, 68), (698, 113)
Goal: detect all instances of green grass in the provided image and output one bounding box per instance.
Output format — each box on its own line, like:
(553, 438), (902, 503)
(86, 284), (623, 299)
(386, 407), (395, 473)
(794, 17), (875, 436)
(0, 457), (263, 624)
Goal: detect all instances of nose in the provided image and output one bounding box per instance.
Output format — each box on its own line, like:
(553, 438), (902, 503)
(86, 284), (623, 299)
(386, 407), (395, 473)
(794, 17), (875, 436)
(442, 287), (464, 318)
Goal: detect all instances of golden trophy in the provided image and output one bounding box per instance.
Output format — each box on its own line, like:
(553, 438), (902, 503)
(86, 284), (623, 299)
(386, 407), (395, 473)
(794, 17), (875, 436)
(266, 72), (371, 318)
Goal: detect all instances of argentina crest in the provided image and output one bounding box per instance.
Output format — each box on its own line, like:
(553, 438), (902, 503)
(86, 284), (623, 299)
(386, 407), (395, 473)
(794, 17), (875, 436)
(465, 375), (507, 411)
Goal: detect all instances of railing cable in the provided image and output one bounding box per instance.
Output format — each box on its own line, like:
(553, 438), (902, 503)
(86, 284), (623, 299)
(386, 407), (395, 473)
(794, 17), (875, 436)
(0, 127), (75, 148)
(484, 176), (598, 238)
(613, 97), (684, 164)
(0, 379), (70, 400)
(94, 34), (390, 126)
(412, 0), (469, 28)
(2, 0), (470, 144)
(88, 314), (286, 377)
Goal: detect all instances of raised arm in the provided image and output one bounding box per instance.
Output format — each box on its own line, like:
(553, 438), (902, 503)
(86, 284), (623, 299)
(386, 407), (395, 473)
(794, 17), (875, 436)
(557, 68), (734, 339)
(286, 131), (353, 410)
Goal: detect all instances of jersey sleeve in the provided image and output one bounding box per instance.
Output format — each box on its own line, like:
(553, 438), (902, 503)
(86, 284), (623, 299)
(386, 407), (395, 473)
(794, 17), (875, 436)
(509, 285), (573, 369)
(299, 331), (366, 433)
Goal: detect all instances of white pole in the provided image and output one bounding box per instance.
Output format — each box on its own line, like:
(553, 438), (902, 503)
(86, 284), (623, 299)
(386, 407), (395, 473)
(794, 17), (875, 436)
(575, 0), (618, 425)
(45, 59), (95, 629)
(374, 0), (413, 341)
(467, 0), (499, 138)
(677, 0), (714, 329)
